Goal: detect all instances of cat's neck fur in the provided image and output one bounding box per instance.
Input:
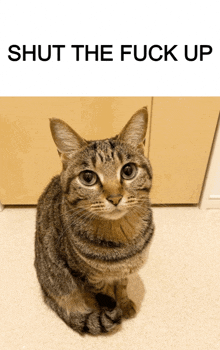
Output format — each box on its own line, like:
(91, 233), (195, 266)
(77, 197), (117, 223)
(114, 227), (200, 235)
(63, 199), (151, 245)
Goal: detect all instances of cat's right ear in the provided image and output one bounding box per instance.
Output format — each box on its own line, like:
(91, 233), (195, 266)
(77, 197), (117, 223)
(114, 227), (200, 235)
(118, 107), (148, 151)
(49, 118), (87, 164)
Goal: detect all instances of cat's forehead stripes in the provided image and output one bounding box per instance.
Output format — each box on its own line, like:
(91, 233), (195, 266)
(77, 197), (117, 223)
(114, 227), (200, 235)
(89, 139), (132, 166)
(90, 140), (117, 166)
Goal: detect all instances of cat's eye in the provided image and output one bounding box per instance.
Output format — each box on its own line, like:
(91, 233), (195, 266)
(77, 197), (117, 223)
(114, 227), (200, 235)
(79, 171), (97, 186)
(121, 163), (137, 180)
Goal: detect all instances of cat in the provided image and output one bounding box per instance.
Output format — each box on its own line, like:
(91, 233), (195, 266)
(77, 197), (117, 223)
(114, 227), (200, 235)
(34, 107), (154, 335)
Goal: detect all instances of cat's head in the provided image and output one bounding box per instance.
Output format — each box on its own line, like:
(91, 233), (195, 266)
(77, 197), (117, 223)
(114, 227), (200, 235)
(50, 107), (152, 220)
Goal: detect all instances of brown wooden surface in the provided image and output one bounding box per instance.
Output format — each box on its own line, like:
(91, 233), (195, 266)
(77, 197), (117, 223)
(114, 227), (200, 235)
(149, 97), (220, 204)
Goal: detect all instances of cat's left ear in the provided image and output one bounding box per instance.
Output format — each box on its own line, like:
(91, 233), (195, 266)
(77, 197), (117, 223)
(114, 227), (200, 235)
(118, 107), (148, 151)
(49, 118), (88, 167)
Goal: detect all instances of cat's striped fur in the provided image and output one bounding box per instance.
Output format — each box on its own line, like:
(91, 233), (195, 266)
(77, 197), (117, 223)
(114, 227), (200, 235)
(34, 107), (154, 335)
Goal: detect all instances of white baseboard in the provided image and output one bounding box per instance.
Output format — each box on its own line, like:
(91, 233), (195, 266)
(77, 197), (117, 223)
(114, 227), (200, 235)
(209, 195), (220, 199)
(200, 199), (220, 209)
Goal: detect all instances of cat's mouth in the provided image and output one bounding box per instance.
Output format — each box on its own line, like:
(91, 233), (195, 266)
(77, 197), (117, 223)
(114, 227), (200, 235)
(100, 208), (127, 220)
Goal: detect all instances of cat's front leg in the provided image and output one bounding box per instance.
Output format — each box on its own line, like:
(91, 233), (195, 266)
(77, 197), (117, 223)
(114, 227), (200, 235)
(35, 248), (121, 335)
(86, 274), (123, 320)
(115, 278), (136, 319)
(90, 276), (136, 319)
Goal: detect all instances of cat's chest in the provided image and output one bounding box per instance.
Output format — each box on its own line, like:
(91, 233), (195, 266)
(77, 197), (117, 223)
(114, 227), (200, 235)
(74, 213), (148, 246)
(85, 242), (151, 285)
(94, 216), (143, 244)
(64, 211), (154, 280)
(68, 230), (152, 281)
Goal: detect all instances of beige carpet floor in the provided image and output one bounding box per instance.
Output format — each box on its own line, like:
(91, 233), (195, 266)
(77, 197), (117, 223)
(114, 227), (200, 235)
(0, 207), (220, 350)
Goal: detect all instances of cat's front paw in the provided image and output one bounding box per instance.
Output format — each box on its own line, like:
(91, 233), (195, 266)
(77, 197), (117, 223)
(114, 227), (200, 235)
(100, 306), (122, 332)
(120, 299), (136, 319)
(80, 293), (122, 335)
(84, 306), (122, 335)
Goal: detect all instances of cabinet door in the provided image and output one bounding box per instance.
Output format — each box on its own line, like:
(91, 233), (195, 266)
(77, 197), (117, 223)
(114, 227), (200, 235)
(0, 97), (152, 204)
(149, 97), (220, 204)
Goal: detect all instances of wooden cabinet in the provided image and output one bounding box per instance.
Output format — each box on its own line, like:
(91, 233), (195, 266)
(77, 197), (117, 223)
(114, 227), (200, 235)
(149, 97), (219, 204)
(0, 97), (219, 205)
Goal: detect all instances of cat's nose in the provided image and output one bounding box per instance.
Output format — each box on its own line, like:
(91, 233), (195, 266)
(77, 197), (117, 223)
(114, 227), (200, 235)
(107, 194), (123, 206)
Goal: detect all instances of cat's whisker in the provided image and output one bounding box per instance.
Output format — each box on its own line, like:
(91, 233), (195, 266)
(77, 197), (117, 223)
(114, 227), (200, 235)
(129, 206), (142, 220)
(132, 205), (150, 219)
(60, 208), (95, 235)
(91, 205), (105, 209)
(60, 208), (85, 219)
(61, 211), (92, 236)
(77, 211), (93, 222)
(67, 210), (90, 223)
(60, 205), (92, 218)
(70, 207), (97, 222)
(91, 208), (106, 213)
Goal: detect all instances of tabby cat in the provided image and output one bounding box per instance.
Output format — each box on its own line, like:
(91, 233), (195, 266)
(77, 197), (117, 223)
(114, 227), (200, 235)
(34, 107), (154, 335)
